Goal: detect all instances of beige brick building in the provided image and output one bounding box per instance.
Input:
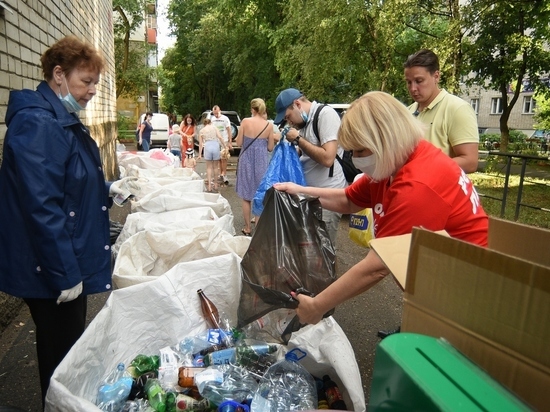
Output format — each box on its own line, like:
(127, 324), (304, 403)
(460, 84), (539, 137)
(0, 0), (118, 179)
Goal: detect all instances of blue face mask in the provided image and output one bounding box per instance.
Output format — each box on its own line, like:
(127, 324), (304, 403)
(58, 76), (85, 113)
(300, 109), (309, 123)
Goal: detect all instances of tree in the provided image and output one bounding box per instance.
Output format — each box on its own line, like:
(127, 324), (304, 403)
(534, 93), (550, 132)
(462, 0), (550, 152)
(113, 0), (155, 99)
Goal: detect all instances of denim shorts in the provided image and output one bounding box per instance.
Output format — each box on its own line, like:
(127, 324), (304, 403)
(204, 140), (221, 161)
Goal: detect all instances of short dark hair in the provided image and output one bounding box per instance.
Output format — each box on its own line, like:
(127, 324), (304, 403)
(403, 49), (440, 74)
(146, 112), (153, 117)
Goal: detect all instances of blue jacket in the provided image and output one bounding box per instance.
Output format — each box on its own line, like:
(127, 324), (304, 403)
(0, 81), (113, 298)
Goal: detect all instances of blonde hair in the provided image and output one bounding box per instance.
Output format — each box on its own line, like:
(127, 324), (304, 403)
(339, 91), (425, 180)
(251, 98), (266, 115)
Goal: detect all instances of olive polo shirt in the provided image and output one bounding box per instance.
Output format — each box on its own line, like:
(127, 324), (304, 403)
(408, 89), (479, 158)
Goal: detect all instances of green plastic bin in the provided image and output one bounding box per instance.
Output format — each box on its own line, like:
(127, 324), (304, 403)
(369, 333), (531, 411)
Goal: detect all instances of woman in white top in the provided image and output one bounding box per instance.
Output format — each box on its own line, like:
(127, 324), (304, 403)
(198, 118), (225, 192)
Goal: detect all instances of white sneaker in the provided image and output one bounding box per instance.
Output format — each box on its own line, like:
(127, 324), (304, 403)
(223, 175), (229, 184)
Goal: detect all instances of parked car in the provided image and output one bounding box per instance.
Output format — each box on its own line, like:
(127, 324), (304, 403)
(195, 110), (242, 152)
(327, 103), (350, 118)
(138, 113), (170, 149)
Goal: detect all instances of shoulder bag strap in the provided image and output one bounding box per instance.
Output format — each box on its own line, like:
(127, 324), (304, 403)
(238, 121), (270, 158)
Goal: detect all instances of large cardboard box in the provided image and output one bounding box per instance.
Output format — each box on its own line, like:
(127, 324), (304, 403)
(369, 218), (550, 411)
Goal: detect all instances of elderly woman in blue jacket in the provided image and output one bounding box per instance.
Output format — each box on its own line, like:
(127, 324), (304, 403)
(0, 36), (136, 406)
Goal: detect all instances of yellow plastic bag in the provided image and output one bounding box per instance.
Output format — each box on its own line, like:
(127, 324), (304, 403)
(348, 208), (374, 248)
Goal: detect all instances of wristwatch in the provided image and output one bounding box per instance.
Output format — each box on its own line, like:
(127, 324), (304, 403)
(293, 134), (301, 146)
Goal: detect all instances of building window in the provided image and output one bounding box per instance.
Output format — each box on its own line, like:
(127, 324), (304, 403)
(491, 97), (503, 114)
(470, 98), (479, 114)
(523, 96), (536, 114)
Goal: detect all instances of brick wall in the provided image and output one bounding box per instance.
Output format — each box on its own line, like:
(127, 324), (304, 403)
(0, 0), (117, 332)
(0, 0), (118, 179)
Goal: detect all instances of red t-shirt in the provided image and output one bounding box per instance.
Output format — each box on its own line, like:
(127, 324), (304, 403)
(345, 140), (488, 246)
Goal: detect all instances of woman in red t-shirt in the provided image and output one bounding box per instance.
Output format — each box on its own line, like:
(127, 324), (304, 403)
(274, 91), (488, 325)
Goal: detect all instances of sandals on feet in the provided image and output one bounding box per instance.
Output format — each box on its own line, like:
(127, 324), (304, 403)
(241, 229), (251, 237)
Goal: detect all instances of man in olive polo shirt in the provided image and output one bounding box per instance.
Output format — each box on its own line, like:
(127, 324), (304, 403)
(404, 49), (479, 173)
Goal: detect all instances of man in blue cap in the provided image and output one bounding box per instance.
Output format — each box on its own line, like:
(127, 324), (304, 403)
(273, 88), (347, 246)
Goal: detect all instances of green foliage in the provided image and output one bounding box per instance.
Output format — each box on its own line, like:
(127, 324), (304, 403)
(116, 113), (136, 141)
(158, 0), (550, 132)
(113, 0), (155, 100)
(534, 94), (550, 131)
(462, 0), (550, 151)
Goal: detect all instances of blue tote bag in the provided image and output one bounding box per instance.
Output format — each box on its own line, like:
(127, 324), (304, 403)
(252, 138), (306, 216)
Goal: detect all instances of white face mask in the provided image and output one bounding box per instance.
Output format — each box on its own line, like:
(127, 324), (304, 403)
(352, 154), (376, 177)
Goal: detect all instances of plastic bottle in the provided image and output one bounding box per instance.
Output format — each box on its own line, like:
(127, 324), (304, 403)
(129, 354), (160, 377)
(323, 374), (348, 410)
(250, 348), (317, 411)
(144, 378), (167, 412)
(195, 364), (258, 407)
(217, 399), (250, 412)
(197, 289), (221, 329)
(97, 362), (134, 412)
(203, 344), (277, 367)
(175, 393), (210, 412)
(165, 390), (177, 412)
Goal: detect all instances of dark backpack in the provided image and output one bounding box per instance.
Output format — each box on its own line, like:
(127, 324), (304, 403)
(312, 104), (361, 183)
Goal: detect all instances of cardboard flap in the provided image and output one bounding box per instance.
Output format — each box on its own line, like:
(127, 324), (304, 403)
(369, 229), (448, 290)
(489, 217), (550, 267)
(369, 233), (412, 290)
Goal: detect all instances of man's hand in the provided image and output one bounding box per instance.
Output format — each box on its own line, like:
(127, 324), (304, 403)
(285, 128), (300, 144)
(57, 281), (83, 305)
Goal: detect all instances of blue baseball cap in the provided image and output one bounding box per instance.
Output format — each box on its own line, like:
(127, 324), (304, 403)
(274, 88), (303, 124)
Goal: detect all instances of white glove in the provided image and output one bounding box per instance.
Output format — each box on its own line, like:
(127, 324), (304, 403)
(109, 177), (140, 206)
(57, 281), (83, 305)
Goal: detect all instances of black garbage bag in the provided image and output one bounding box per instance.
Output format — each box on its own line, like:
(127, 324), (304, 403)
(237, 187), (336, 344)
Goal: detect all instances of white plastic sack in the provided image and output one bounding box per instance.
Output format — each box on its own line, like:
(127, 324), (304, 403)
(112, 208), (234, 258)
(125, 164), (201, 179)
(112, 225), (251, 289)
(117, 151), (176, 170)
(131, 191), (231, 217)
(130, 179), (205, 199)
(46, 253), (366, 411)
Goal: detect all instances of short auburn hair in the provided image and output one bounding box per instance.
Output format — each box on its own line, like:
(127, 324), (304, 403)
(41, 35), (105, 81)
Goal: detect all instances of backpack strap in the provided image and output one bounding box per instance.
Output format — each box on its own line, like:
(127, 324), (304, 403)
(311, 104), (334, 178)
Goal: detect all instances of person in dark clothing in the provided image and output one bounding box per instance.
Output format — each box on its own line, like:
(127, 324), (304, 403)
(0, 35), (136, 408)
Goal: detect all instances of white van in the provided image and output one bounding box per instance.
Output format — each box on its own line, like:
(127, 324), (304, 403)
(138, 113), (170, 149)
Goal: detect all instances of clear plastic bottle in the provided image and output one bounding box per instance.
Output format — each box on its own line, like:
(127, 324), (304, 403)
(250, 348), (317, 411)
(97, 362), (134, 412)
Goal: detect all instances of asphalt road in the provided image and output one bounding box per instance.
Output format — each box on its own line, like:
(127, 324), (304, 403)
(0, 154), (403, 411)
